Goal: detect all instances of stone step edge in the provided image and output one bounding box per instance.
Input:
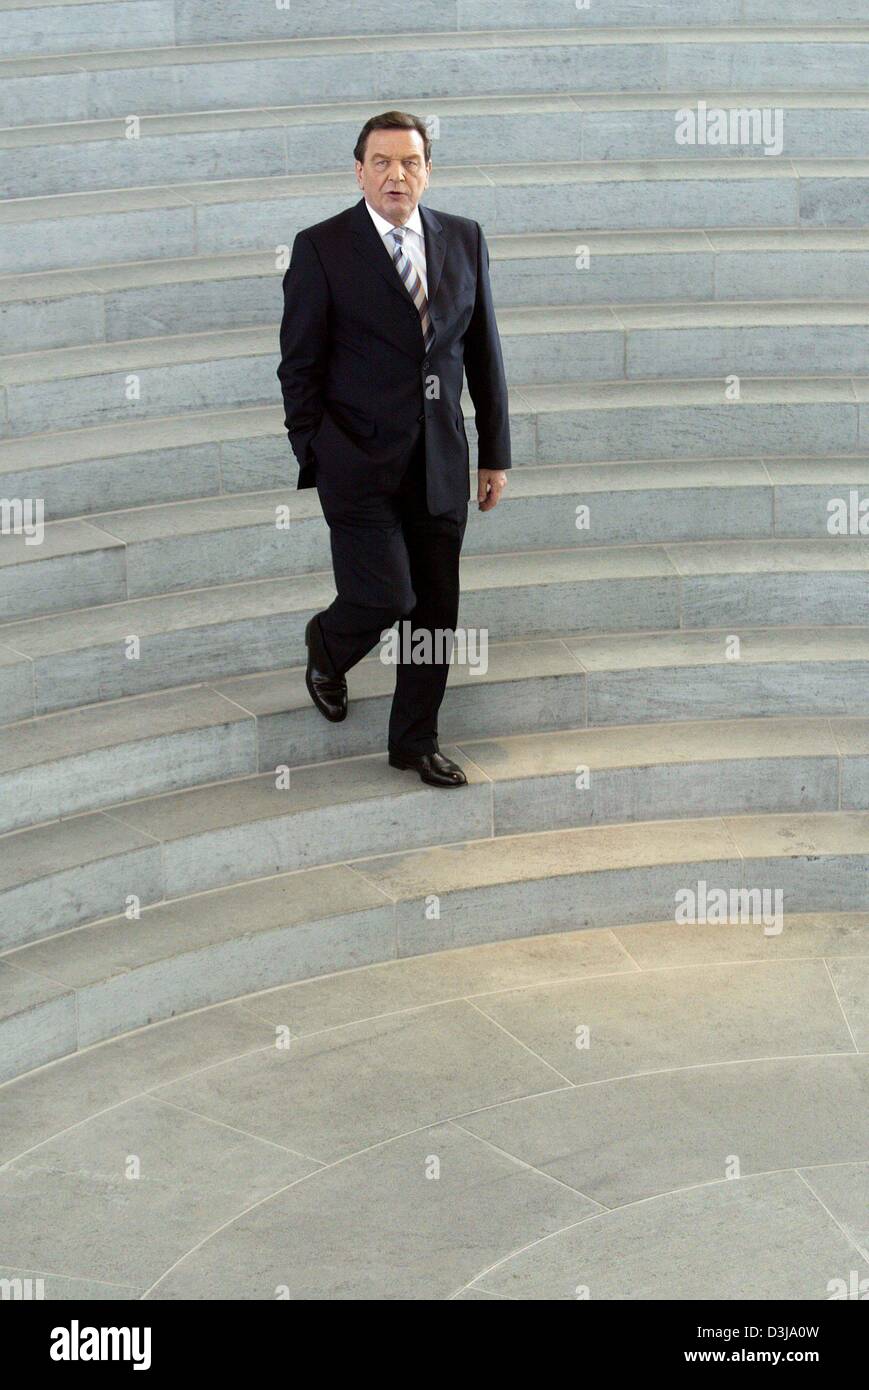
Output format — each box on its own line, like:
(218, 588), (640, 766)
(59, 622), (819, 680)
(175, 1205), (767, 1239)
(0, 712), (864, 926)
(4, 230), (869, 308)
(2, 619), (862, 710)
(3, 156), (868, 227)
(5, 88), (869, 149)
(1, 377), (867, 475)
(1, 809), (865, 1080)
(2, 705), (862, 838)
(2, 902), (867, 1101)
(5, 458), (869, 561)
(2, 628), (867, 825)
(3, 24), (867, 78)
(5, 301), (869, 388)
(2, 536), (868, 650)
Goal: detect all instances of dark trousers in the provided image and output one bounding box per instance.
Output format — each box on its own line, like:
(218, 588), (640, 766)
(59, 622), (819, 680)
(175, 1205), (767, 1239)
(312, 436), (468, 754)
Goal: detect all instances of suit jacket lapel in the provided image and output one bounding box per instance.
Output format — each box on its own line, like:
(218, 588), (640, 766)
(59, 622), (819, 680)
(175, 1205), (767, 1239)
(419, 203), (445, 311)
(350, 197), (445, 311)
(350, 197), (411, 306)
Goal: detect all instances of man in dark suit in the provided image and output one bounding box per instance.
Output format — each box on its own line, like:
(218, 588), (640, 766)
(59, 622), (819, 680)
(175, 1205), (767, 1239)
(277, 111), (511, 787)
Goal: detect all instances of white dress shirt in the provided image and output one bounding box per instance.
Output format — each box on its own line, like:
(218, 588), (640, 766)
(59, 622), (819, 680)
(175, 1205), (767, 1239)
(365, 199), (428, 298)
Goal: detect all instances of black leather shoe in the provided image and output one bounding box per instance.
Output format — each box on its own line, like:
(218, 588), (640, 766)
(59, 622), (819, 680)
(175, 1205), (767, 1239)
(388, 749), (467, 787)
(304, 616), (347, 722)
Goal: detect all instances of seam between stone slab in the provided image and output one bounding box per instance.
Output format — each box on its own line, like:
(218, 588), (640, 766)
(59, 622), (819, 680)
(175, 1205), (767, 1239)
(3, 924), (860, 1104)
(144, 1092), (327, 1166)
(6, 949), (867, 1084)
(132, 1095), (584, 1301)
(465, 961), (859, 1058)
(459, 1158), (869, 1298)
(825, 718), (856, 764)
(452, 1055), (869, 1138)
(0, 953), (77, 995)
(2, 940), (866, 1169)
(0, 688), (257, 762)
(821, 958), (862, 1052)
(826, 717), (845, 810)
(246, 952), (869, 1040)
(794, 1167), (869, 1265)
(446, 1118), (608, 1212)
(87, 804), (164, 845)
(0, 1009), (291, 1109)
(463, 996), (577, 1086)
(446, 1065), (869, 1218)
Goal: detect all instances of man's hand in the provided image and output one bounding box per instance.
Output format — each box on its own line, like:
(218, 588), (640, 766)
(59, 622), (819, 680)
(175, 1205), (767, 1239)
(477, 468), (508, 511)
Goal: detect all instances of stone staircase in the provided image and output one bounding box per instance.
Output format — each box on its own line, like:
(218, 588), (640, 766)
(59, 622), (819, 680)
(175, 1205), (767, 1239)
(1, 0), (867, 1091)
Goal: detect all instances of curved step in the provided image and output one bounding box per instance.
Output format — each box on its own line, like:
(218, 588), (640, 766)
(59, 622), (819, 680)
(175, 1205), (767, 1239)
(1, 379), (866, 523)
(2, 611), (866, 737)
(2, 27), (866, 126)
(4, 91), (869, 198)
(2, 713), (866, 947)
(519, 376), (868, 462)
(2, 0), (865, 1295)
(3, 303), (868, 439)
(4, 0), (865, 57)
(1, 538), (866, 708)
(1, 809), (865, 1081)
(5, 231), (869, 357)
(3, 157), (867, 274)
(0, 907), (865, 1301)
(1, 619), (867, 820)
(4, 459), (869, 612)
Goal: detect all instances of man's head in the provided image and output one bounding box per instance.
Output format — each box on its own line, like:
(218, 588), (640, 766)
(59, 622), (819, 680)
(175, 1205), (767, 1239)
(354, 111), (432, 225)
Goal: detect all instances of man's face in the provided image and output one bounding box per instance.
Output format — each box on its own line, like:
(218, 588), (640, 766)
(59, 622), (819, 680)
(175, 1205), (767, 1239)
(355, 127), (431, 225)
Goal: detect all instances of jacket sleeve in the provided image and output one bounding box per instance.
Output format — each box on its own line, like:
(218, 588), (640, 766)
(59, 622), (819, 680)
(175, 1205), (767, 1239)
(462, 222), (512, 473)
(276, 230), (330, 469)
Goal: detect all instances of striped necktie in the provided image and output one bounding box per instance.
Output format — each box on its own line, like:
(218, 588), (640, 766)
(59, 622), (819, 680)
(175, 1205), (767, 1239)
(390, 226), (435, 352)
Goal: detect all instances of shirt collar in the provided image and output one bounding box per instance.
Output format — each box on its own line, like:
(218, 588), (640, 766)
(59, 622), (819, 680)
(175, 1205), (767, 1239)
(365, 198), (424, 244)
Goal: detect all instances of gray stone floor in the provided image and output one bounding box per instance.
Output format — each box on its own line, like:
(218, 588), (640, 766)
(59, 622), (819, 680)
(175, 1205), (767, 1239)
(1, 914), (866, 1301)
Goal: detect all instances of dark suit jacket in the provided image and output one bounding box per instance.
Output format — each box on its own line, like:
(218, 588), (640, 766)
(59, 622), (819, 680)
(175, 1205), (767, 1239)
(276, 196), (511, 516)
